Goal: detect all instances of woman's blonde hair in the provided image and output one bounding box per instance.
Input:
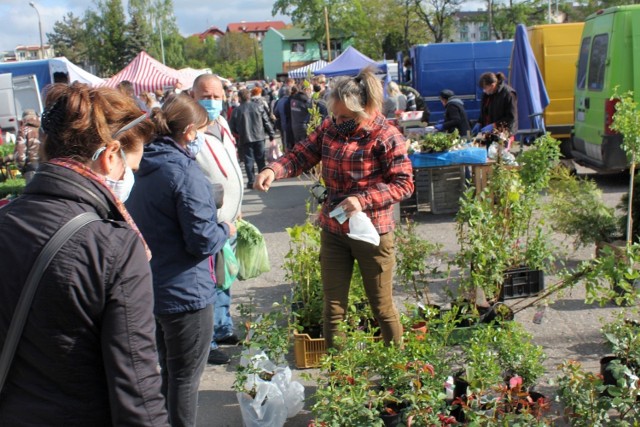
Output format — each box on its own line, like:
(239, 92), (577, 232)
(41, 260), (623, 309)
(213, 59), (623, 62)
(387, 81), (401, 97)
(327, 66), (383, 120)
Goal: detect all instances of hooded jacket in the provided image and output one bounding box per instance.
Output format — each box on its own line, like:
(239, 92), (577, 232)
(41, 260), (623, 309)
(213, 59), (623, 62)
(126, 137), (229, 315)
(0, 162), (168, 426)
(13, 115), (41, 173)
(442, 98), (471, 136)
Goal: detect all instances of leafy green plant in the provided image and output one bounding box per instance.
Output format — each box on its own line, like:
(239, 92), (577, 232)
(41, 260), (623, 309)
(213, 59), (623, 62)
(0, 178), (25, 197)
(394, 219), (445, 306)
(419, 129), (460, 152)
(0, 143), (14, 158)
(556, 358), (640, 426)
(601, 311), (640, 368)
(611, 90), (640, 246)
(547, 166), (621, 248)
(455, 135), (560, 302)
(284, 218), (369, 335)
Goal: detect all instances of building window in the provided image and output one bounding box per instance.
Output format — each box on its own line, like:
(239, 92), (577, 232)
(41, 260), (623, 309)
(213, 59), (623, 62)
(291, 41), (306, 53)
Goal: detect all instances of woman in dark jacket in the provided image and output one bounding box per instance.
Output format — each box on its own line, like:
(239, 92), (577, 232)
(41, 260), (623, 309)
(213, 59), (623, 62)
(473, 72), (518, 136)
(0, 83), (169, 426)
(126, 94), (235, 427)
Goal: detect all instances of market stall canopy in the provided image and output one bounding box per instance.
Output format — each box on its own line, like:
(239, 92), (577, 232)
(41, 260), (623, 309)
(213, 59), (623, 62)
(288, 60), (328, 79)
(508, 24), (550, 141)
(101, 51), (187, 95)
(313, 46), (387, 77)
(0, 57), (103, 91)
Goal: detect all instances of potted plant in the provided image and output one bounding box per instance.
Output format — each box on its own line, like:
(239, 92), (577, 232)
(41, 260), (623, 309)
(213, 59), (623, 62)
(394, 219), (446, 309)
(455, 134), (560, 307)
(547, 166), (622, 251)
(611, 90), (640, 247)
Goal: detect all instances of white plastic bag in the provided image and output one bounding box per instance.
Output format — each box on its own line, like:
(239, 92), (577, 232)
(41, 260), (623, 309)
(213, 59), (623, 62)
(271, 367), (305, 418)
(347, 212), (380, 246)
(237, 381), (287, 427)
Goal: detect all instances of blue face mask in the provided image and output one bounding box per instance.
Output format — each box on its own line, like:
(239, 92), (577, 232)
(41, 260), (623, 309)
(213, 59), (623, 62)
(188, 132), (206, 156)
(199, 99), (223, 121)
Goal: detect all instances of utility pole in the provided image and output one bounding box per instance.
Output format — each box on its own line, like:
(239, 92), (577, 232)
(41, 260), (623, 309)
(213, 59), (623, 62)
(29, 2), (45, 59)
(324, 6), (332, 61)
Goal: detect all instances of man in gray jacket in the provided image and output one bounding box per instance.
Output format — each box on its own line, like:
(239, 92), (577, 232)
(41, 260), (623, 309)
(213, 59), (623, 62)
(192, 74), (245, 365)
(230, 89), (275, 189)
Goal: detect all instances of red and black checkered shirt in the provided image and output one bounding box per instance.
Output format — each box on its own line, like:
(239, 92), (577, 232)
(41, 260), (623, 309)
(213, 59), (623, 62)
(268, 113), (414, 235)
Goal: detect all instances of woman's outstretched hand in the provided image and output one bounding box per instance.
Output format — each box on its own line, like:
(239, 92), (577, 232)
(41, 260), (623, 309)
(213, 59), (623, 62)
(254, 168), (275, 192)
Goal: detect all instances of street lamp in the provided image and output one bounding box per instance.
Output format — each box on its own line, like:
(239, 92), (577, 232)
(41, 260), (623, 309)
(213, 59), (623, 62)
(29, 2), (45, 59)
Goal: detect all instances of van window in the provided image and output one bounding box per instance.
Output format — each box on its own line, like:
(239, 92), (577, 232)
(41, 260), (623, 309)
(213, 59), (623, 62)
(587, 34), (608, 91)
(576, 37), (590, 90)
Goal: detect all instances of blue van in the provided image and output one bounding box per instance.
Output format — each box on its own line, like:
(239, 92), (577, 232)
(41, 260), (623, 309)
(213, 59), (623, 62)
(410, 40), (514, 124)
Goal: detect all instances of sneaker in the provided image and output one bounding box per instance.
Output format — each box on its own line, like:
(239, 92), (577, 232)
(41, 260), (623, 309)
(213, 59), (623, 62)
(207, 349), (230, 365)
(246, 183), (254, 190)
(216, 334), (241, 346)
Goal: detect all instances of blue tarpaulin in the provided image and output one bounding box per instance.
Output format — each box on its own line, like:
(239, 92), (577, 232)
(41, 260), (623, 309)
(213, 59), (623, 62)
(313, 46), (387, 77)
(508, 24), (550, 141)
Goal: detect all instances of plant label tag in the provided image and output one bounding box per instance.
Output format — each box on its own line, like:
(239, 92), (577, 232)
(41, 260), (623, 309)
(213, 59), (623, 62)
(532, 306), (546, 324)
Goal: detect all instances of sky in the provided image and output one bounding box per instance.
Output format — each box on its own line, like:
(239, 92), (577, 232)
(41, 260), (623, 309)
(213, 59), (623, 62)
(0, 0), (290, 52)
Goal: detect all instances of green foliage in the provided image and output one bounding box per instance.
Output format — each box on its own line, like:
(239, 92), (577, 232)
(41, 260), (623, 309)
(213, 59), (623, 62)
(0, 178), (25, 198)
(547, 166), (621, 248)
(310, 307), (550, 426)
(47, 12), (90, 64)
(602, 311), (640, 367)
(455, 136), (560, 301)
(0, 144), (15, 158)
(414, 0), (463, 43)
(418, 129), (460, 153)
(394, 219), (445, 305)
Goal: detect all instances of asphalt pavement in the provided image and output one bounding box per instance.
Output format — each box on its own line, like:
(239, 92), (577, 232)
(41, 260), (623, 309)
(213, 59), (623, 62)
(196, 161), (631, 427)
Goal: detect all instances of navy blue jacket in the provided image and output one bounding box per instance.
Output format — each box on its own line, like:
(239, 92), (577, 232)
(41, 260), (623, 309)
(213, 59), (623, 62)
(127, 137), (229, 315)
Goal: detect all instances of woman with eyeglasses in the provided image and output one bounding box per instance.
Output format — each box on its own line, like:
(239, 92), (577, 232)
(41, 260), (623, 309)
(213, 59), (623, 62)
(254, 66), (414, 349)
(126, 94), (235, 427)
(0, 82), (169, 426)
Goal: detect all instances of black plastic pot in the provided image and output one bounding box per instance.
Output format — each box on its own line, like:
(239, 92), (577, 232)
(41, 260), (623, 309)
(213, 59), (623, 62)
(379, 401), (409, 427)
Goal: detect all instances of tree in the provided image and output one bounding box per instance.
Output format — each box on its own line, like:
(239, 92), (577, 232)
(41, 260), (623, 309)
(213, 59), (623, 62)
(273, 0), (367, 59)
(47, 12), (89, 65)
(491, 0), (546, 40)
(84, 0), (128, 76)
(414, 0), (463, 43)
(216, 33), (257, 63)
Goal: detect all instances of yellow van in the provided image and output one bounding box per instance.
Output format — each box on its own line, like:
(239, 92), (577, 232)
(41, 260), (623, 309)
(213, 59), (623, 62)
(527, 23), (584, 147)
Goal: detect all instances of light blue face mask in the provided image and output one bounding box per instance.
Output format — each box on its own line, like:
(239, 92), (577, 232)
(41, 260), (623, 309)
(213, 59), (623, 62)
(188, 132), (206, 156)
(198, 99), (223, 121)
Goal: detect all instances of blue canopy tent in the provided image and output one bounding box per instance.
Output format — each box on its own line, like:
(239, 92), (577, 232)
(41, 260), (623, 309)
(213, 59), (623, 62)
(508, 24), (550, 143)
(313, 46), (387, 77)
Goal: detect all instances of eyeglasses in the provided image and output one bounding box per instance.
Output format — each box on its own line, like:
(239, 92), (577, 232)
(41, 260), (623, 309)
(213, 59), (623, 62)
(112, 114), (147, 139)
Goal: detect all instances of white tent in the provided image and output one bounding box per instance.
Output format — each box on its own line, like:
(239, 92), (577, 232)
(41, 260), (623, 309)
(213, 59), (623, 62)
(288, 60), (328, 79)
(50, 57), (104, 86)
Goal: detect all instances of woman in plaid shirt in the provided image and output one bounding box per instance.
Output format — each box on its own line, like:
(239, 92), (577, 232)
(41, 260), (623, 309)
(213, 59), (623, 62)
(254, 67), (414, 348)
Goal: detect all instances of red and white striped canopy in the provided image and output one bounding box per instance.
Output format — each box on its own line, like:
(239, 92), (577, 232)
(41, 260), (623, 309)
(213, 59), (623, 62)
(101, 51), (186, 95)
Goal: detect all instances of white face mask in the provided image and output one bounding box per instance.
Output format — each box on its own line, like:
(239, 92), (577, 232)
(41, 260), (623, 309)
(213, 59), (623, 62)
(97, 148), (135, 202)
(105, 164), (135, 202)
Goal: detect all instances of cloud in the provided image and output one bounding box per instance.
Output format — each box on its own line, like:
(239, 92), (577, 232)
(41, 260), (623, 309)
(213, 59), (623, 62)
(0, 0), (289, 52)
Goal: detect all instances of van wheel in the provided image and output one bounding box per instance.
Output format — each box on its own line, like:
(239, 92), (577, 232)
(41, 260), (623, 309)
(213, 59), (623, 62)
(559, 138), (573, 159)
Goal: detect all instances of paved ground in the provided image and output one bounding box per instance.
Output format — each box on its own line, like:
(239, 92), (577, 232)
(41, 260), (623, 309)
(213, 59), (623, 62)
(196, 161), (631, 427)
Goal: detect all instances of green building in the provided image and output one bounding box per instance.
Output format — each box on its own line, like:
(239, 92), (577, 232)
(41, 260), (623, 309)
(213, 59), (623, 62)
(262, 28), (352, 80)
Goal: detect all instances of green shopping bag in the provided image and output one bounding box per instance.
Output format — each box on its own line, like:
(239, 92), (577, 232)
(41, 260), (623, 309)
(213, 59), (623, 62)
(236, 219), (270, 280)
(214, 240), (239, 290)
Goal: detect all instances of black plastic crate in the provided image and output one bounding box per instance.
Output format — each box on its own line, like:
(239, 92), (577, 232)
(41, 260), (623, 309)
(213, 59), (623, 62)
(499, 267), (544, 301)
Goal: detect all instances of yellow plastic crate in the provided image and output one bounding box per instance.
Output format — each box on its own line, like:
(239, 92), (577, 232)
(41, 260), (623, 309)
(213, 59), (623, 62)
(293, 330), (326, 369)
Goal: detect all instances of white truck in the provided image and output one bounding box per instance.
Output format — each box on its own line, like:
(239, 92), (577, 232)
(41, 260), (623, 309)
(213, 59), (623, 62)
(0, 73), (42, 137)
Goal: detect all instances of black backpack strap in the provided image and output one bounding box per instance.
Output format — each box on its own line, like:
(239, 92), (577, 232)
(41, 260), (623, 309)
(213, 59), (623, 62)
(0, 212), (101, 393)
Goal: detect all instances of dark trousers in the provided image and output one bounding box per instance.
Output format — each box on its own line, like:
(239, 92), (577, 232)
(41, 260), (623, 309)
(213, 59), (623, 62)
(155, 305), (213, 427)
(320, 230), (402, 348)
(242, 140), (265, 186)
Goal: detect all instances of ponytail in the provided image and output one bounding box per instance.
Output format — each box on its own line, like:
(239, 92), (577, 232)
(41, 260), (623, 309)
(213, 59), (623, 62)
(328, 66), (383, 120)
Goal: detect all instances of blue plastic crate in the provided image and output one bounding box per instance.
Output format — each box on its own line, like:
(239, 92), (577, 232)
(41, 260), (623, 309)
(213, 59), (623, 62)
(409, 147), (487, 168)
